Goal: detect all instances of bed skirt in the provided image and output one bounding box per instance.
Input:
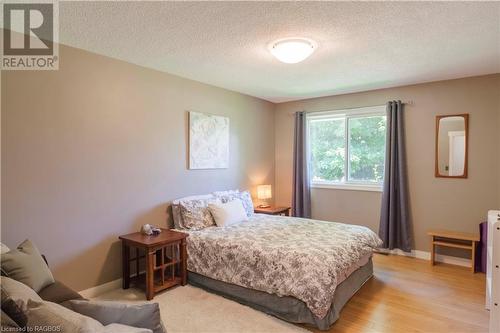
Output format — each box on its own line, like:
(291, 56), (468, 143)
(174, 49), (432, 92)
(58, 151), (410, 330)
(188, 258), (373, 330)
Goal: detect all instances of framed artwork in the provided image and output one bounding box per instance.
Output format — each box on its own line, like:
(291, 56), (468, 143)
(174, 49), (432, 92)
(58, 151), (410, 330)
(189, 111), (229, 169)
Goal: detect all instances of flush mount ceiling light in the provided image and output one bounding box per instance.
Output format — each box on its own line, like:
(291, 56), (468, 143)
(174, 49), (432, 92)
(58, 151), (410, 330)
(268, 38), (317, 64)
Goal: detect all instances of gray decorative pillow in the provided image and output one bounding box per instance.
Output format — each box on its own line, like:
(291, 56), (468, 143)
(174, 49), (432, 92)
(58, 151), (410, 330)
(216, 190), (254, 217)
(1, 288), (27, 328)
(179, 198), (221, 230)
(1, 239), (55, 292)
(1, 276), (42, 312)
(26, 299), (104, 332)
(172, 194), (215, 229)
(70, 300), (166, 333)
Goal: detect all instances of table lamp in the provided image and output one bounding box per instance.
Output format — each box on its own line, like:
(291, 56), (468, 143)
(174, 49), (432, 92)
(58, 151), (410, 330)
(257, 185), (272, 208)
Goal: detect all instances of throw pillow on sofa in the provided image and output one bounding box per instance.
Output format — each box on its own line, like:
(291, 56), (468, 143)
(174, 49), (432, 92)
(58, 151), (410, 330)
(27, 299), (105, 332)
(26, 299), (155, 333)
(1, 276), (43, 328)
(69, 299), (166, 333)
(1, 276), (43, 311)
(1, 239), (55, 292)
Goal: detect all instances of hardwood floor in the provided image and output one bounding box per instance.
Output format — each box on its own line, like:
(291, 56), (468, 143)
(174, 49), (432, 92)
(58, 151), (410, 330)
(301, 254), (489, 333)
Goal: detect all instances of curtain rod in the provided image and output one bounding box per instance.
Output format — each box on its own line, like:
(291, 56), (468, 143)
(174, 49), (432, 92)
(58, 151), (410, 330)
(288, 100), (414, 116)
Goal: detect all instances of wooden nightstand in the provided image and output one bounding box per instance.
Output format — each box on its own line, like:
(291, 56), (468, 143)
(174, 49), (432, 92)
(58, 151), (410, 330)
(119, 229), (188, 300)
(254, 206), (291, 216)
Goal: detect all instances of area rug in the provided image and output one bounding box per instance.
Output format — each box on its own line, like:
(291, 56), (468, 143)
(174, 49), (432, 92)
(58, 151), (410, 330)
(95, 285), (309, 333)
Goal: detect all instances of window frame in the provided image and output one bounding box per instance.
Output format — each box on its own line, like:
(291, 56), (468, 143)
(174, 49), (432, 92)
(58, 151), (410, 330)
(306, 105), (387, 192)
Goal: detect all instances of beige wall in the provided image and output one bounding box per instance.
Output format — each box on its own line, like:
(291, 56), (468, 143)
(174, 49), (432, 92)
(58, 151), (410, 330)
(275, 74), (500, 252)
(1, 45), (275, 291)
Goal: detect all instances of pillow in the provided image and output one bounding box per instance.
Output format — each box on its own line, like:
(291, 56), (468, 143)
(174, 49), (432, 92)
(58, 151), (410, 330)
(26, 299), (104, 332)
(69, 300), (165, 333)
(212, 189), (239, 197)
(1, 276), (42, 311)
(1, 243), (10, 254)
(208, 199), (248, 227)
(1, 239), (55, 292)
(171, 204), (183, 229)
(215, 190), (254, 217)
(172, 194), (215, 229)
(179, 197), (221, 230)
(2, 288), (27, 328)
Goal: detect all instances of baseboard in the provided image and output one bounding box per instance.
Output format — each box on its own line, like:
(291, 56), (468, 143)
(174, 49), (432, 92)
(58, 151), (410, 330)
(385, 248), (471, 267)
(79, 270), (147, 298)
(79, 278), (122, 299)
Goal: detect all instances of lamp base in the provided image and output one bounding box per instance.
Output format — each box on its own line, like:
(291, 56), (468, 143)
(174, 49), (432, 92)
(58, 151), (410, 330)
(258, 204), (271, 208)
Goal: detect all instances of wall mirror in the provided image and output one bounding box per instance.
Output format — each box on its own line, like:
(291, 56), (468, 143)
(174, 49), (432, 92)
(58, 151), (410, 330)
(435, 114), (469, 178)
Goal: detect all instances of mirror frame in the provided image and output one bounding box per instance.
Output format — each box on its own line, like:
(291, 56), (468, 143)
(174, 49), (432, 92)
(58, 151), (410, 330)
(435, 114), (469, 178)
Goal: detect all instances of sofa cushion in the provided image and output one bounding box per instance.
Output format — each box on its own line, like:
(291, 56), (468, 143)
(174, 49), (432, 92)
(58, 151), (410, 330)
(1, 276), (42, 311)
(38, 280), (84, 306)
(1, 240), (55, 292)
(1, 289), (27, 328)
(1, 276), (43, 328)
(69, 300), (166, 333)
(26, 299), (104, 332)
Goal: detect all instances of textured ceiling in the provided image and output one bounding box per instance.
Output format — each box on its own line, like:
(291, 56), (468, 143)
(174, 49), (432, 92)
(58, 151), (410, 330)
(59, 1), (500, 103)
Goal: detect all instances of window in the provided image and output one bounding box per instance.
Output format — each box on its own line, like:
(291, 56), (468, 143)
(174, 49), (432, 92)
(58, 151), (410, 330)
(307, 106), (386, 191)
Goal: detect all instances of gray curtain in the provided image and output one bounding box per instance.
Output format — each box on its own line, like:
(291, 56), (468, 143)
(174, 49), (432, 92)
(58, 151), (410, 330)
(379, 101), (412, 252)
(292, 111), (311, 218)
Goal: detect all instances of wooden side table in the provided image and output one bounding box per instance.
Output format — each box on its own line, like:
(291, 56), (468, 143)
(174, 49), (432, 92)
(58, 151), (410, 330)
(119, 229), (188, 300)
(254, 206), (291, 216)
(427, 229), (479, 273)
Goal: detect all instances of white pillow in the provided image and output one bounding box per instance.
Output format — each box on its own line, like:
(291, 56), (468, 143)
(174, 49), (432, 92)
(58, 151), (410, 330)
(214, 190), (254, 217)
(208, 199), (248, 227)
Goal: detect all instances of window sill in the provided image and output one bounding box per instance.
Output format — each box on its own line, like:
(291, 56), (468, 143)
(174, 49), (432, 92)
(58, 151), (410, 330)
(311, 183), (383, 192)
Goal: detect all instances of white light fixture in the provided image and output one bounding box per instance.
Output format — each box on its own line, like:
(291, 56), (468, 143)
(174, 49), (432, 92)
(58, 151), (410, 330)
(268, 38), (317, 64)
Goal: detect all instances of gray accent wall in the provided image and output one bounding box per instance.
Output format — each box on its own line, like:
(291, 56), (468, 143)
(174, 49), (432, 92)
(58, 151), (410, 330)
(1, 44), (275, 291)
(274, 74), (500, 254)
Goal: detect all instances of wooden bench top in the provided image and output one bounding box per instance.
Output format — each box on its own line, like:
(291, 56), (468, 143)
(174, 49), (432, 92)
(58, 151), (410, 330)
(427, 229), (479, 242)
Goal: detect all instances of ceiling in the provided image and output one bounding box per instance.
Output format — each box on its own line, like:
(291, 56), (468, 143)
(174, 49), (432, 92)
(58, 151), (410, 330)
(59, 1), (500, 103)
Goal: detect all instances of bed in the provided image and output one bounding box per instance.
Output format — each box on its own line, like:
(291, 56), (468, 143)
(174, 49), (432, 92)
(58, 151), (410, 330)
(175, 213), (382, 330)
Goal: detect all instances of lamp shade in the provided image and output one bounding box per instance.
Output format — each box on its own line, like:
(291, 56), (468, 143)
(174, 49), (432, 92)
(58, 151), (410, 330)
(257, 185), (272, 200)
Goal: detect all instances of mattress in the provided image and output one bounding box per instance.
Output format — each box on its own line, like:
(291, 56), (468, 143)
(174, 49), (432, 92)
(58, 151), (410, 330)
(177, 214), (382, 319)
(189, 258), (374, 330)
